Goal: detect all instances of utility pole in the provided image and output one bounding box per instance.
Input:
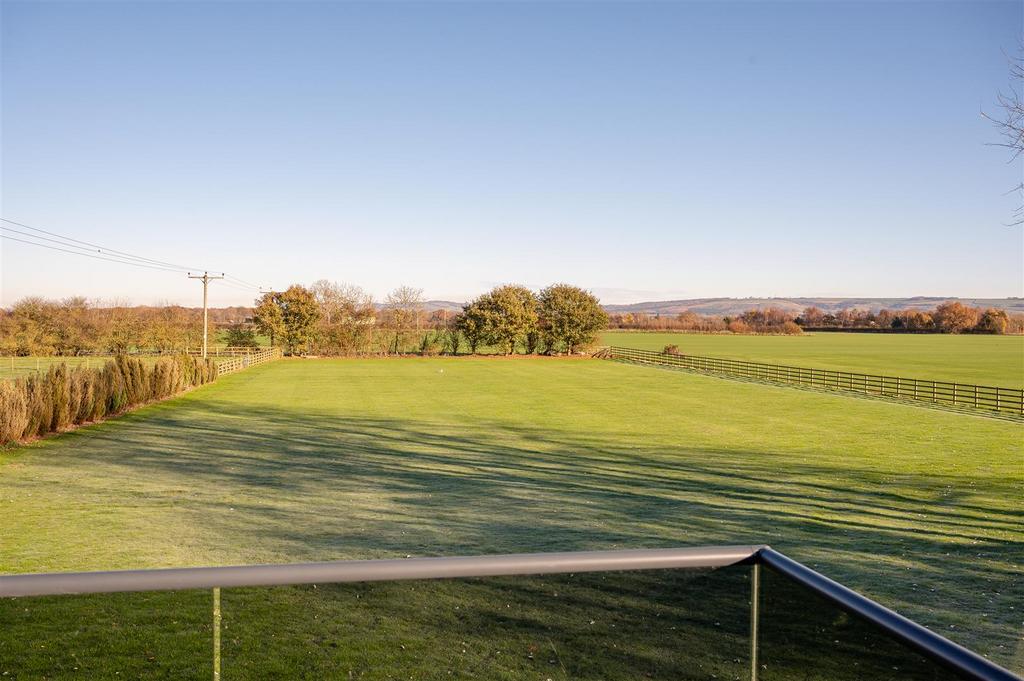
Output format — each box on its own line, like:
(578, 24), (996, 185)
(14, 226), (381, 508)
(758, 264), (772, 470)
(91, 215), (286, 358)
(188, 271), (224, 359)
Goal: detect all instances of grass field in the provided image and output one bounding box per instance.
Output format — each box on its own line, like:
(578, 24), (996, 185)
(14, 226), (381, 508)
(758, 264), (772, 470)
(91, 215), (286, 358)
(1, 357), (1021, 676)
(600, 330), (1024, 388)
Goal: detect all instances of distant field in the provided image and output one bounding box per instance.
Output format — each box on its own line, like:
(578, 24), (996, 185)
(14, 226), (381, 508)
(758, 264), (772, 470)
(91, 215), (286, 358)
(1, 358), (1020, 675)
(600, 331), (1024, 388)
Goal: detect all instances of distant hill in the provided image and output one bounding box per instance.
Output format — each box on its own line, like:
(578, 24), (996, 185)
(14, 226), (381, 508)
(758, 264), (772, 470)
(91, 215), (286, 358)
(420, 300), (465, 313)
(602, 297), (1024, 316)
(203, 296), (1024, 320)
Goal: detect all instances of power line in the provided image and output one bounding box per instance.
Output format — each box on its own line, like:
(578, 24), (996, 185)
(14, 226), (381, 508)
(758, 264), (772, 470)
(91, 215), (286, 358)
(0, 217), (210, 272)
(0, 224), (186, 273)
(1, 217), (272, 291)
(220, 280), (263, 295)
(226, 275), (263, 290)
(1, 234), (189, 273)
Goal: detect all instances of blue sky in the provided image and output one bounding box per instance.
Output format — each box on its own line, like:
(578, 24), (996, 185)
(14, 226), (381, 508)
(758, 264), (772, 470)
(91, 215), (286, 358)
(2, 1), (1021, 306)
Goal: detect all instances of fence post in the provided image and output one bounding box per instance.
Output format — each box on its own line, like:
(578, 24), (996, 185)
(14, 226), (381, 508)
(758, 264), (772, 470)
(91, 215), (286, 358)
(750, 562), (760, 681)
(213, 587), (221, 680)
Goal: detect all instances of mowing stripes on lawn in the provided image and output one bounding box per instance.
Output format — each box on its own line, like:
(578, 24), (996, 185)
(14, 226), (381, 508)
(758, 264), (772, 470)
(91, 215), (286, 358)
(1, 358), (1020, 670)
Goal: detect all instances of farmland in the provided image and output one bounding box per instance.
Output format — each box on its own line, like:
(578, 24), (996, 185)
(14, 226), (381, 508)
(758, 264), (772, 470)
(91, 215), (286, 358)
(1, 357), (1021, 676)
(600, 330), (1024, 387)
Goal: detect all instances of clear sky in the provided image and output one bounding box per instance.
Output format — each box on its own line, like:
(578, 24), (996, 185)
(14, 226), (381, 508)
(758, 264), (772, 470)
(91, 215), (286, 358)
(2, 1), (1022, 307)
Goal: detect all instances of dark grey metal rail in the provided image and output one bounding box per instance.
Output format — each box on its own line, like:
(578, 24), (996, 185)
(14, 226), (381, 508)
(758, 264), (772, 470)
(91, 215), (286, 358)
(758, 548), (1019, 681)
(0, 545), (761, 597)
(1, 545), (1018, 681)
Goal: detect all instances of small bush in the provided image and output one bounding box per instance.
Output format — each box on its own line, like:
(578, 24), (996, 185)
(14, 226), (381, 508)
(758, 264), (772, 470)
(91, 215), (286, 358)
(663, 344), (680, 355)
(419, 333), (443, 356)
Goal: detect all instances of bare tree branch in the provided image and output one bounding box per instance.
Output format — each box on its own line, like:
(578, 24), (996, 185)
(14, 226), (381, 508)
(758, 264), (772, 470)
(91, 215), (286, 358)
(983, 46), (1024, 225)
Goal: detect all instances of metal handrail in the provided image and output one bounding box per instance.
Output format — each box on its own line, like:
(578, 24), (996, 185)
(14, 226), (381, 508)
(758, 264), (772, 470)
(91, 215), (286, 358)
(1, 545), (1019, 680)
(0, 546), (761, 597)
(758, 549), (1019, 681)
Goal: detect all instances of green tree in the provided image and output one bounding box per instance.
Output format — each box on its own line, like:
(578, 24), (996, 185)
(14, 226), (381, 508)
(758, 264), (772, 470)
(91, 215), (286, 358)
(277, 285), (321, 355)
(225, 323), (259, 347)
(467, 285), (538, 355)
(454, 309), (485, 354)
(538, 284), (608, 354)
(253, 292), (285, 348)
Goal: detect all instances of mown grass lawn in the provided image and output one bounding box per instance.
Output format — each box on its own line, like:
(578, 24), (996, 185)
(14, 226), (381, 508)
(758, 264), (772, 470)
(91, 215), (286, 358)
(1, 358), (1021, 677)
(600, 330), (1024, 388)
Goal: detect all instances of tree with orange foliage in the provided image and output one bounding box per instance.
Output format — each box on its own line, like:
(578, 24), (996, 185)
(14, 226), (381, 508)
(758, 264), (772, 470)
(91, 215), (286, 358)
(933, 302), (980, 334)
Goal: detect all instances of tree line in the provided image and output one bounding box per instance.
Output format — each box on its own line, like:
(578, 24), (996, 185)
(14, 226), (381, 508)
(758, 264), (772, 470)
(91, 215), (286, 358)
(609, 302), (1022, 335)
(252, 282), (608, 356)
(796, 302), (1021, 334)
(609, 308), (803, 334)
(0, 297), (245, 356)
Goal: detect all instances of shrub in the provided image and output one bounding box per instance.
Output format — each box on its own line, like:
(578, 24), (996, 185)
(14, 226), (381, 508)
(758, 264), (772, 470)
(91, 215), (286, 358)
(45, 363), (72, 431)
(24, 375), (53, 438)
(419, 333), (443, 357)
(0, 380), (29, 443)
(663, 344), (680, 355)
(441, 328), (463, 355)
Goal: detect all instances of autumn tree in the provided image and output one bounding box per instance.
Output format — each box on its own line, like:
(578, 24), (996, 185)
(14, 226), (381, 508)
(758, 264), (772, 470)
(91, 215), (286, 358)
(976, 308), (1009, 334)
(253, 292), (285, 348)
(933, 302), (980, 334)
(314, 282), (377, 354)
(799, 307), (825, 327)
(538, 284), (608, 354)
(102, 303), (143, 354)
(277, 285), (321, 354)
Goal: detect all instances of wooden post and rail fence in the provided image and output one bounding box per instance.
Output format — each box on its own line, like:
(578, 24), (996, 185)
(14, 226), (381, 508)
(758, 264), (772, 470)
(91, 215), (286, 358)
(211, 347), (282, 375)
(597, 346), (1024, 418)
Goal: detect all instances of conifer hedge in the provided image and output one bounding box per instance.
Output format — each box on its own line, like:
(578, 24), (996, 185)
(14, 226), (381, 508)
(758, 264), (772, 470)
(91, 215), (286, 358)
(0, 355), (217, 444)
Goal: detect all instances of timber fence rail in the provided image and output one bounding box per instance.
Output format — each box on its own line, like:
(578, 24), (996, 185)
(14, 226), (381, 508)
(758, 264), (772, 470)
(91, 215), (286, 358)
(599, 346), (1024, 417)
(215, 347), (282, 375)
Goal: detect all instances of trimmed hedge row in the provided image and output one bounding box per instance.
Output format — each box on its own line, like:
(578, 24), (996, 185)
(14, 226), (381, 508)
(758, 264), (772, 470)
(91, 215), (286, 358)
(0, 354), (217, 444)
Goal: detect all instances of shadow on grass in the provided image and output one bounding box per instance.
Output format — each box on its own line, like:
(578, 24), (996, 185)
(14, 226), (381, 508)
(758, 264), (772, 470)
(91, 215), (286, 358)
(3, 398), (1022, 674)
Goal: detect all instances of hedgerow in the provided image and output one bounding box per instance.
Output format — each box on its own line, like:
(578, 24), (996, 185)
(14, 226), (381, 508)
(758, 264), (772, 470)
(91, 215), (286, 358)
(0, 354), (217, 444)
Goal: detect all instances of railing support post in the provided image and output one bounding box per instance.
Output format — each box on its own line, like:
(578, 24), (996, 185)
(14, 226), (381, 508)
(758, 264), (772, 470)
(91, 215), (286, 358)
(750, 562), (760, 681)
(213, 587), (221, 681)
